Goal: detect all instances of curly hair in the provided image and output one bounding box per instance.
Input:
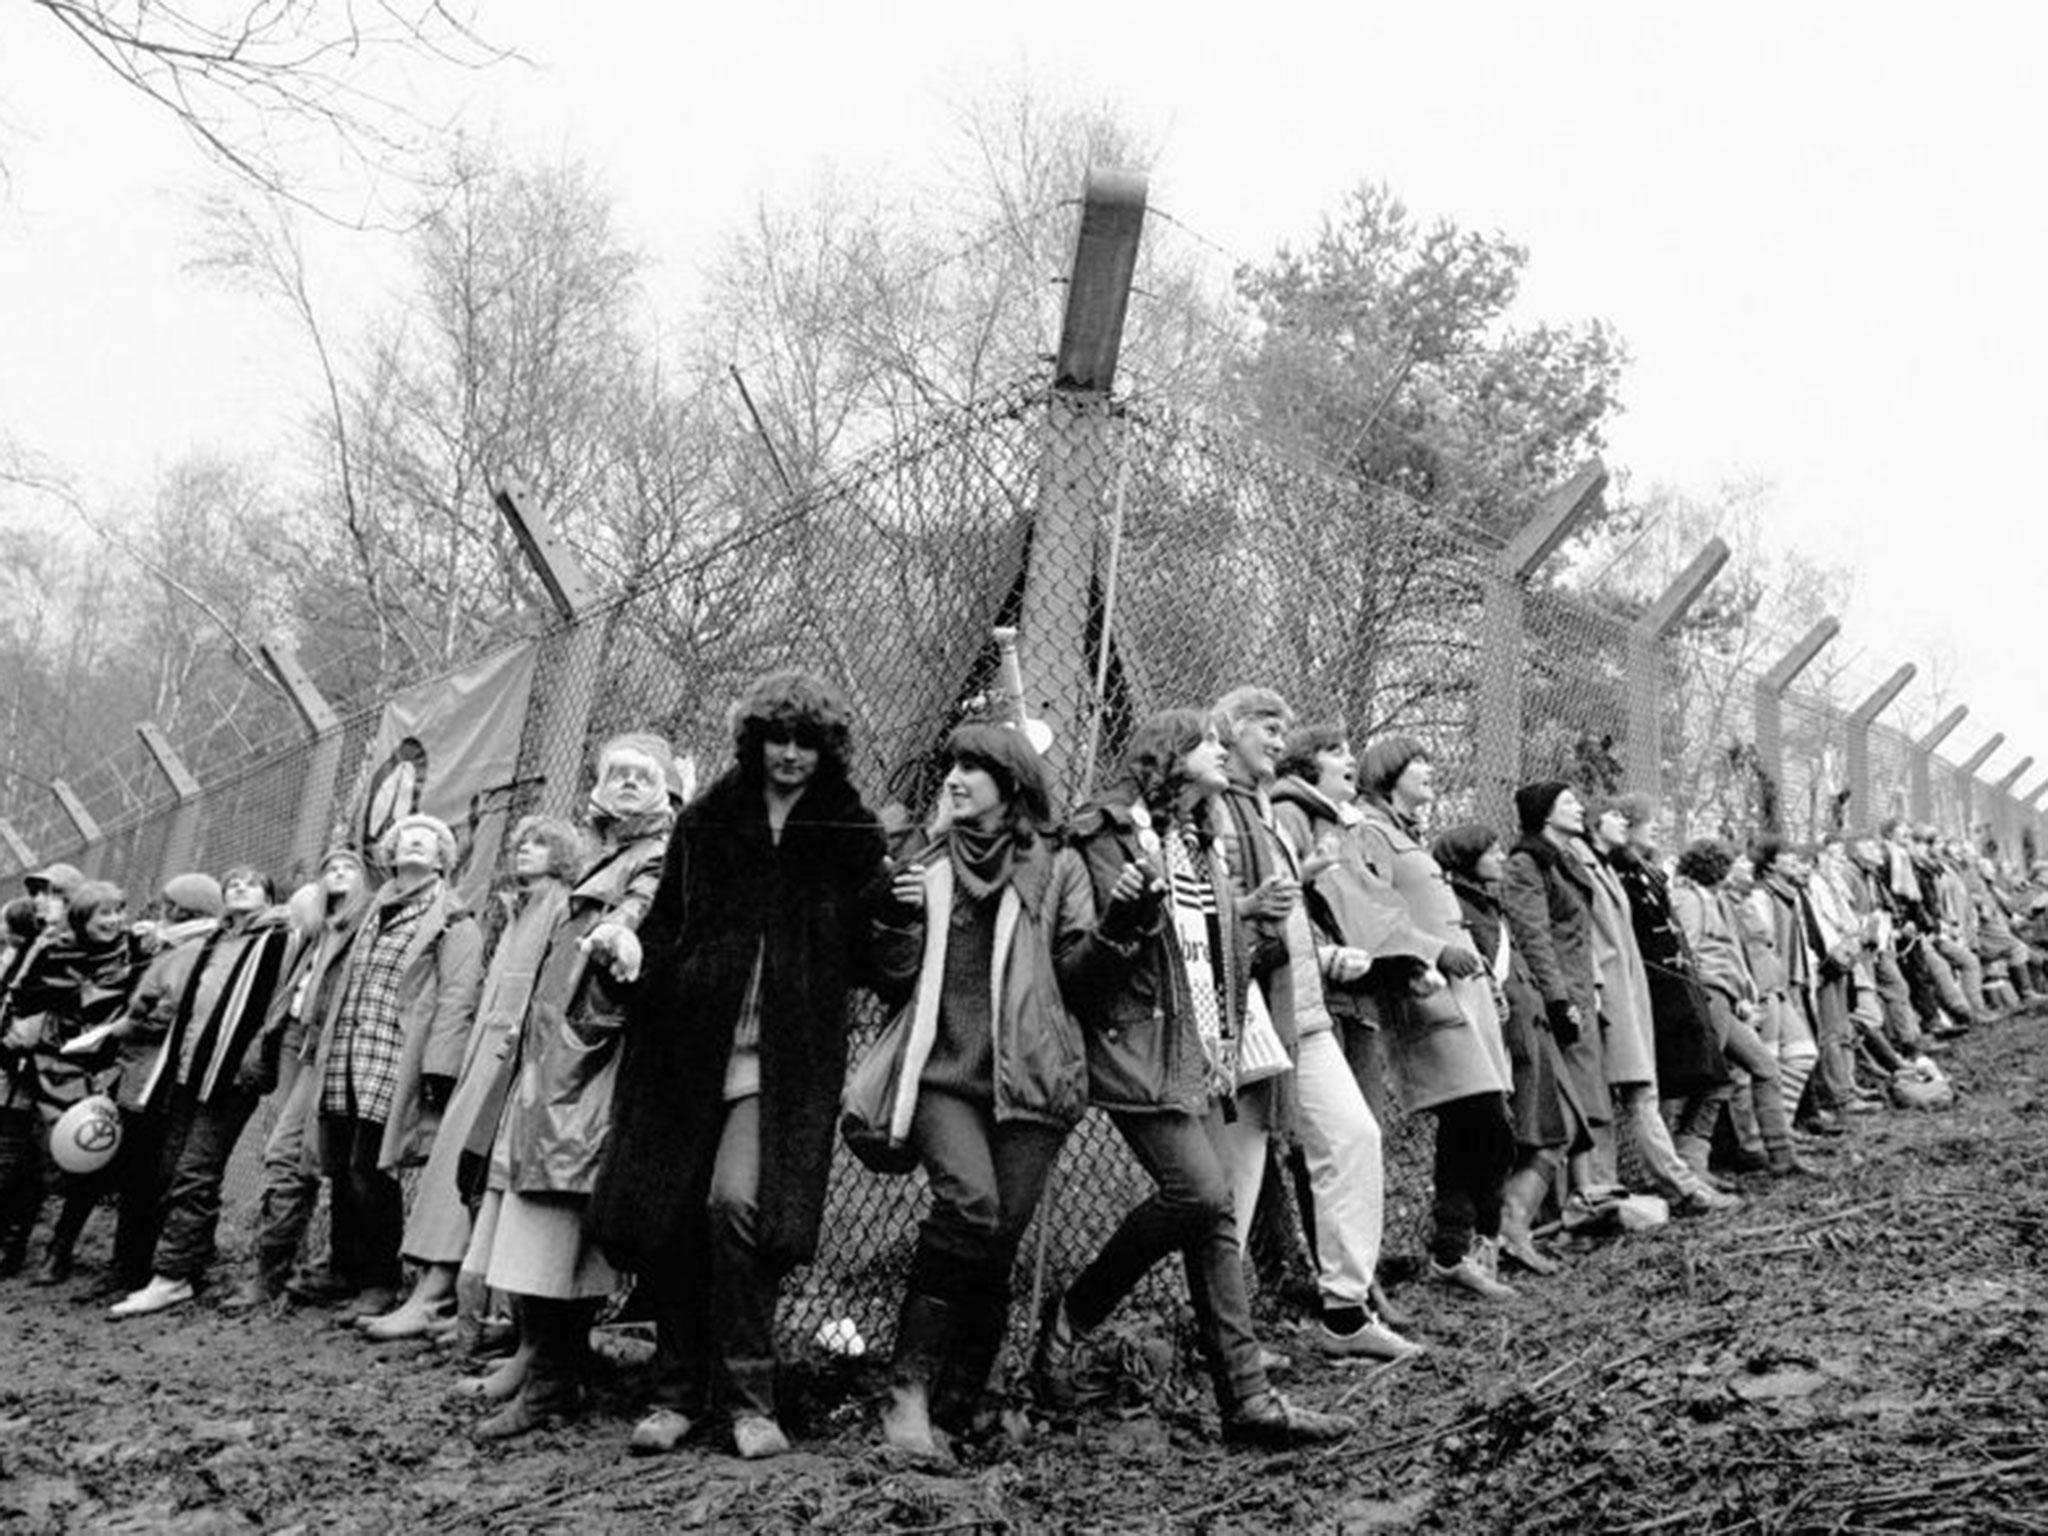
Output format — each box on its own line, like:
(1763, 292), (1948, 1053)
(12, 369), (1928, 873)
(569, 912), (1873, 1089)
(1674, 838), (1735, 887)
(730, 670), (854, 783)
(1109, 709), (1215, 822)
(1275, 721), (1350, 786)
(510, 814), (587, 880)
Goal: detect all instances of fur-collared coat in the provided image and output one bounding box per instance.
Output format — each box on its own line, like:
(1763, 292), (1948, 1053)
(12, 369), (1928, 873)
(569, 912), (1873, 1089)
(589, 767), (888, 1276)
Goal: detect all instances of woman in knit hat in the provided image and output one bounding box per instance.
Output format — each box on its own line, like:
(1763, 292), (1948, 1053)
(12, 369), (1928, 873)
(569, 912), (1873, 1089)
(1352, 737), (1516, 1301)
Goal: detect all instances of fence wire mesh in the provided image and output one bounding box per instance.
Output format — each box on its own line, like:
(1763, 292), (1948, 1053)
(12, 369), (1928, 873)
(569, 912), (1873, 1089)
(4, 370), (2042, 1355)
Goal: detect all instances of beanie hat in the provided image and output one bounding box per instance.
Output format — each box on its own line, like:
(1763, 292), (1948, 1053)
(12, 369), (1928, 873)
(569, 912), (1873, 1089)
(1359, 736), (1428, 802)
(1515, 780), (1572, 835)
(319, 845), (366, 876)
(1430, 823), (1500, 879)
(25, 862), (84, 899)
(379, 813), (458, 873)
(161, 872), (225, 919)
(947, 722), (1053, 832)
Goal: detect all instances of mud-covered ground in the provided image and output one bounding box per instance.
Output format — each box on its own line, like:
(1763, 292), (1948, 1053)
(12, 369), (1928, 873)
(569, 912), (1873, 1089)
(4, 1016), (2046, 1534)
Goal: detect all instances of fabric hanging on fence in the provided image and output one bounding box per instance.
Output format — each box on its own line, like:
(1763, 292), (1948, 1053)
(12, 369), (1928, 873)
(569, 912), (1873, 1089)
(344, 640), (539, 908)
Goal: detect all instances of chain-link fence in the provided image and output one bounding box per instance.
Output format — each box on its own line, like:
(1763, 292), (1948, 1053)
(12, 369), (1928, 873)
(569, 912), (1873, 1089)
(3, 367), (2039, 1353)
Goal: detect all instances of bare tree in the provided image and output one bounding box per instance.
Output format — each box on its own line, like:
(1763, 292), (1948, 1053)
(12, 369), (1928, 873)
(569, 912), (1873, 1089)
(23, 0), (510, 219)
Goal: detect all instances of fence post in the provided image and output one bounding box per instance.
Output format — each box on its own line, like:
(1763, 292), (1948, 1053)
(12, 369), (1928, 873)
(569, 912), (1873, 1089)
(50, 779), (103, 878)
(0, 821), (32, 875)
(136, 723), (204, 892)
(2022, 782), (2047, 860)
(1625, 536), (1728, 805)
(1014, 168), (1146, 799)
(1990, 757), (2032, 856)
(1910, 705), (1967, 825)
(1751, 618), (1838, 833)
(494, 484), (602, 820)
(1843, 664), (1915, 832)
(1954, 734), (2003, 841)
(1475, 461), (1607, 828)
(263, 641), (347, 883)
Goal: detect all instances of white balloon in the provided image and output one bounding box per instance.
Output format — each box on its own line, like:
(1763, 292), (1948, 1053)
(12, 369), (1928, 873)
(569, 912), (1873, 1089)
(51, 1093), (122, 1175)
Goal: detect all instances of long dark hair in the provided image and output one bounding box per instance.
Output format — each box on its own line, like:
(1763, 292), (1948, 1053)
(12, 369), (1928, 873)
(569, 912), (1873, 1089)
(1106, 709), (1213, 826)
(731, 670), (854, 789)
(946, 723), (1053, 841)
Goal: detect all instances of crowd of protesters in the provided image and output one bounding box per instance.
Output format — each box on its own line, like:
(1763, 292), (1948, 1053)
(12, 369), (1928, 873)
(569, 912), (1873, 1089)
(0, 670), (2038, 1465)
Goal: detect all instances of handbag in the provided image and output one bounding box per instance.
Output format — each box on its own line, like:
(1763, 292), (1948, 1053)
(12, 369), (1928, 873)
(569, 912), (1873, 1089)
(840, 1011), (920, 1175)
(1234, 985), (1293, 1085)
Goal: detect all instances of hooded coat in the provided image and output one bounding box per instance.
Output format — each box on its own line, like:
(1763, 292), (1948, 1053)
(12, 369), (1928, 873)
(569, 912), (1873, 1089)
(588, 767), (887, 1277)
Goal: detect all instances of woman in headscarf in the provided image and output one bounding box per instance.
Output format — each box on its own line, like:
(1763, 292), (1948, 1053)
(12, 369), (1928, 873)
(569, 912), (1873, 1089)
(871, 723), (1138, 1465)
(1433, 825), (1569, 1275)
(1043, 710), (1357, 1450)
(1353, 737), (1515, 1301)
(590, 679), (888, 1461)
(466, 741), (672, 1439)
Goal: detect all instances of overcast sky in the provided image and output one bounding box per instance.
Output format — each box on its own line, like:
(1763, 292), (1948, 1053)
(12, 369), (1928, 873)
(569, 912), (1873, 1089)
(3, 3), (2044, 781)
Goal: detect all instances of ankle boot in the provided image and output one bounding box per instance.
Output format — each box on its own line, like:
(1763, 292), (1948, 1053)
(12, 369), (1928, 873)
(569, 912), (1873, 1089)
(881, 1292), (955, 1465)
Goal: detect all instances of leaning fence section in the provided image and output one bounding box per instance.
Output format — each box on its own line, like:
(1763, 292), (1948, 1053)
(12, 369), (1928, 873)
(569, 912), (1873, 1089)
(1, 369), (2042, 1353)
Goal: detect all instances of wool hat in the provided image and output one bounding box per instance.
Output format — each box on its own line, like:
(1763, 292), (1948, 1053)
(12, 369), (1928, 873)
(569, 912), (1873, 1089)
(1359, 736), (1429, 802)
(24, 862), (84, 899)
(1430, 823), (1500, 879)
(947, 722), (1053, 832)
(319, 845), (366, 876)
(379, 813), (458, 873)
(1515, 780), (1573, 835)
(161, 872), (225, 919)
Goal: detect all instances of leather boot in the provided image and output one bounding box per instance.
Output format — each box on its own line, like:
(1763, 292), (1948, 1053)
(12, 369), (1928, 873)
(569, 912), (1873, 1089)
(881, 1292), (955, 1466)
(476, 1297), (588, 1440)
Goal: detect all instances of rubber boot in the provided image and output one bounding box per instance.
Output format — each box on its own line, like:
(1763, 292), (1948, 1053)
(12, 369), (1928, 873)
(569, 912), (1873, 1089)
(881, 1292), (955, 1466)
(932, 1287), (1007, 1440)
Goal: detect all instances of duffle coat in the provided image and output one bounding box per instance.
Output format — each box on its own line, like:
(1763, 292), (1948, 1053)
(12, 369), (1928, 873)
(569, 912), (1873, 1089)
(1502, 833), (1610, 1127)
(1608, 852), (1728, 1094)
(589, 770), (887, 1277)
(1353, 800), (1509, 1114)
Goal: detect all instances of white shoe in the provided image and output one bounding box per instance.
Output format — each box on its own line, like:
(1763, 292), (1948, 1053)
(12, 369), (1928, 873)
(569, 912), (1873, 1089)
(109, 1275), (194, 1318)
(1315, 1316), (1424, 1361)
(1430, 1244), (1517, 1301)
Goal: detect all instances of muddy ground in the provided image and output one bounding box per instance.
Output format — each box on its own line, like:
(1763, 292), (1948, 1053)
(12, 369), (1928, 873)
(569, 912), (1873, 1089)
(3, 1016), (2045, 1535)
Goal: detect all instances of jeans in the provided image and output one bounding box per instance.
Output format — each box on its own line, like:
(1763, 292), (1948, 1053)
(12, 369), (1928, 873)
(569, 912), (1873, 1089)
(704, 1097), (777, 1416)
(1870, 949), (1927, 1053)
(1609, 1083), (1706, 1198)
(154, 1084), (260, 1283)
(907, 1088), (1065, 1300)
(1810, 976), (1860, 1111)
(1934, 937), (1991, 1017)
(324, 1114), (403, 1292)
(1428, 1092), (1512, 1268)
(1065, 1107), (1265, 1412)
(109, 1108), (170, 1291)
(1715, 1000), (1793, 1157)
(253, 1054), (323, 1288)
(0, 1105), (43, 1265)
